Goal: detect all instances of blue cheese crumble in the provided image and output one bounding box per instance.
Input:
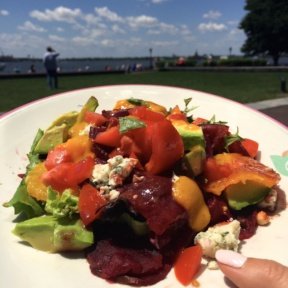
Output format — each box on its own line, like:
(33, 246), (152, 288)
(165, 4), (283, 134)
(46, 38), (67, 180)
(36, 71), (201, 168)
(91, 155), (138, 200)
(194, 220), (241, 259)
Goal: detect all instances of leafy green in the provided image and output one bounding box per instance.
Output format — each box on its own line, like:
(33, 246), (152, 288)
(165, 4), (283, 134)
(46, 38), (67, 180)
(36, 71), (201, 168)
(208, 115), (227, 125)
(119, 117), (146, 133)
(45, 188), (79, 219)
(225, 127), (243, 150)
(26, 129), (44, 171)
(3, 180), (44, 219)
(3, 129), (46, 219)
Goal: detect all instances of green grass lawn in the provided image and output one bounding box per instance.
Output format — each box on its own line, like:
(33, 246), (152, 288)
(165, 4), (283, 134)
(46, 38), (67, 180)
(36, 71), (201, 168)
(1, 70), (287, 111)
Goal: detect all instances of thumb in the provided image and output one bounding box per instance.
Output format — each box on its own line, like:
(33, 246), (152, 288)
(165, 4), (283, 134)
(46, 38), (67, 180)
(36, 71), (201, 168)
(215, 250), (288, 288)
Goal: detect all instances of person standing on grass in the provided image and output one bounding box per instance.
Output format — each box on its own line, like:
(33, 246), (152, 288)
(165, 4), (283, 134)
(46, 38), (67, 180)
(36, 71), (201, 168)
(43, 46), (59, 89)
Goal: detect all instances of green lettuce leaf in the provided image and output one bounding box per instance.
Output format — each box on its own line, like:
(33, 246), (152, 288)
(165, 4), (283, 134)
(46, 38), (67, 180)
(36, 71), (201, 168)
(3, 129), (45, 219)
(3, 180), (44, 219)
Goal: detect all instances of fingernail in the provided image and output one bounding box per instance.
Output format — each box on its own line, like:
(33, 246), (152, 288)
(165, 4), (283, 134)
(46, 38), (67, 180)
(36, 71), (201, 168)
(215, 250), (247, 268)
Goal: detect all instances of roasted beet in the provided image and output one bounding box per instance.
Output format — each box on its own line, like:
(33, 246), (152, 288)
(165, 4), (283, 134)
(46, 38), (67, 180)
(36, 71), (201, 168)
(232, 207), (258, 240)
(87, 240), (170, 286)
(89, 126), (106, 139)
(102, 109), (130, 119)
(202, 124), (230, 157)
(228, 140), (250, 157)
(206, 194), (232, 226)
(119, 173), (187, 236)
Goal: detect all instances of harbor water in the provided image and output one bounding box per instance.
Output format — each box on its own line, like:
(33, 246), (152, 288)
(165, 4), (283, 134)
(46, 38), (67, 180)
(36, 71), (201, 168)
(0, 58), (152, 75)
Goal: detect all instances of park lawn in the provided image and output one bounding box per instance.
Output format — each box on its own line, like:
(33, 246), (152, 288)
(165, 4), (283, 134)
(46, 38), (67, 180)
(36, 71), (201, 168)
(0, 70), (287, 111)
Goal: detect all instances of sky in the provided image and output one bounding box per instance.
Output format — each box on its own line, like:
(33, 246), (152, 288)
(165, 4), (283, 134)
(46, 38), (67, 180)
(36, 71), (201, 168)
(0, 0), (247, 58)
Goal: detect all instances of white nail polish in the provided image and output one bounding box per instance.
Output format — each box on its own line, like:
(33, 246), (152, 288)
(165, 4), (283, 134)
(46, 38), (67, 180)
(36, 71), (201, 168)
(215, 250), (247, 268)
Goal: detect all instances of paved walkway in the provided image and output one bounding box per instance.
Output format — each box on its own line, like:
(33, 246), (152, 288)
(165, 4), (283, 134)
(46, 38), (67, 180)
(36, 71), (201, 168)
(247, 97), (288, 127)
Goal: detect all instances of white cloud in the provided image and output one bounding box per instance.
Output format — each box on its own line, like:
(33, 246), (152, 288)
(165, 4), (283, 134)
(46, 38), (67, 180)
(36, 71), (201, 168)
(18, 21), (46, 32)
(198, 22), (227, 32)
(151, 0), (168, 4)
(56, 27), (64, 32)
(30, 6), (82, 23)
(95, 6), (123, 22)
(203, 10), (222, 20)
(100, 39), (115, 47)
(72, 36), (95, 46)
(0, 9), (9, 16)
(127, 15), (158, 29)
(49, 34), (65, 42)
(111, 24), (126, 34)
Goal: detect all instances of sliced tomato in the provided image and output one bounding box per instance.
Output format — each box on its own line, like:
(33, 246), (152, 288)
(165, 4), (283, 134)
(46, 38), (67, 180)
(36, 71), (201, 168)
(78, 183), (108, 226)
(166, 105), (187, 122)
(94, 125), (121, 147)
(84, 111), (107, 126)
(145, 119), (184, 174)
(192, 117), (208, 126)
(45, 135), (94, 170)
(174, 245), (203, 286)
(129, 106), (165, 122)
(241, 138), (259, 158)
(42, 157), (94, 192)
(203, 157), (232, 183)
(45, 146), (72, 170)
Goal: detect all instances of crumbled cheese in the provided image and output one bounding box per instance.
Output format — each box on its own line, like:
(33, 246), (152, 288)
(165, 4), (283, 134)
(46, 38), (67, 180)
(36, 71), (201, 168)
(257, 189), (278, 212)
(91, 155), (138, 201)
(207, 260), (219, 270)
(79, 124), (91, 135)
(194, 220), (241, 259)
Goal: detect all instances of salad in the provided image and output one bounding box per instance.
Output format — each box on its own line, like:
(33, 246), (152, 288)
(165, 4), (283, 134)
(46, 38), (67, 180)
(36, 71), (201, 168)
(4, 96), (281, 286)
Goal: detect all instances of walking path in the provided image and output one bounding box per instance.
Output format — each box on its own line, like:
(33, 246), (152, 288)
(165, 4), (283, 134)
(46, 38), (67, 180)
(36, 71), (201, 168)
(246, 97), (288, 127)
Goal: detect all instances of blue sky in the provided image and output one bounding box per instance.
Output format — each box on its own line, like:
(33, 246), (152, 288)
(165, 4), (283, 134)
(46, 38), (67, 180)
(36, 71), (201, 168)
(0, 0), (247, 58)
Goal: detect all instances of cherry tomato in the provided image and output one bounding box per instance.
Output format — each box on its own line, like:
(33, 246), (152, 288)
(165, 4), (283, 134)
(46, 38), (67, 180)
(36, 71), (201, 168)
(94, 125), (121, 147)
(42, 157), (94, 192)
(241, 138), (259, 158)
(84, 111), (107, 126)
(78, 183), (108, 226)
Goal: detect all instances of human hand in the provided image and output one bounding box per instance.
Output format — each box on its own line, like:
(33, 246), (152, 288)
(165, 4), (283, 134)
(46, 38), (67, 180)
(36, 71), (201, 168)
(215, 250), (288, 288)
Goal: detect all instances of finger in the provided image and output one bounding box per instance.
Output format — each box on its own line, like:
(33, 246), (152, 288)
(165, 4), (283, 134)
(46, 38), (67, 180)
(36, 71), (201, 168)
(216, 250), (288, 288)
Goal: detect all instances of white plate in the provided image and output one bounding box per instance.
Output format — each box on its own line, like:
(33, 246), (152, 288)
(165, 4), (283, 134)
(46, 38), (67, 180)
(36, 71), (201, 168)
(0, 85), (287, 288)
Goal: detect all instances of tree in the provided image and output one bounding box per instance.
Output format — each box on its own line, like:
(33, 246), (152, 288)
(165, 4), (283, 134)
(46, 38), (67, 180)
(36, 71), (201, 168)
(240, 0), (288, 65)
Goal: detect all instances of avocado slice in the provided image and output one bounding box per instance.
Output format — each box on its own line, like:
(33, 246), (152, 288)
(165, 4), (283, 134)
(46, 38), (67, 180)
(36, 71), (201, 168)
(13, 215), (93, 252)
(225, 180), (271, 210)
(172, 120), (205, 151)
(171, 120), (206, 176)
(47, 111), (79, 130)
(183, 144), (206, 177)
(34, 124), (68, 154)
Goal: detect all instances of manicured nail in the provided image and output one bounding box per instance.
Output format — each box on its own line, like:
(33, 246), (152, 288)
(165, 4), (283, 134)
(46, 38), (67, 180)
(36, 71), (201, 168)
(215, 250), (247, 268)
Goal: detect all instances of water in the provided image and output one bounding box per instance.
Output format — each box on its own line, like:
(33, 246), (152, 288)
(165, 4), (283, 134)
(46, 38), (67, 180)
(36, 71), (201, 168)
(0, 58), (152, 75)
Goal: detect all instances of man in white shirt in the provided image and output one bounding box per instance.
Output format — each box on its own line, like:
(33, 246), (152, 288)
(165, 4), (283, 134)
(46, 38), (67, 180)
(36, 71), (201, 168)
(43, 46), (60, 89)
